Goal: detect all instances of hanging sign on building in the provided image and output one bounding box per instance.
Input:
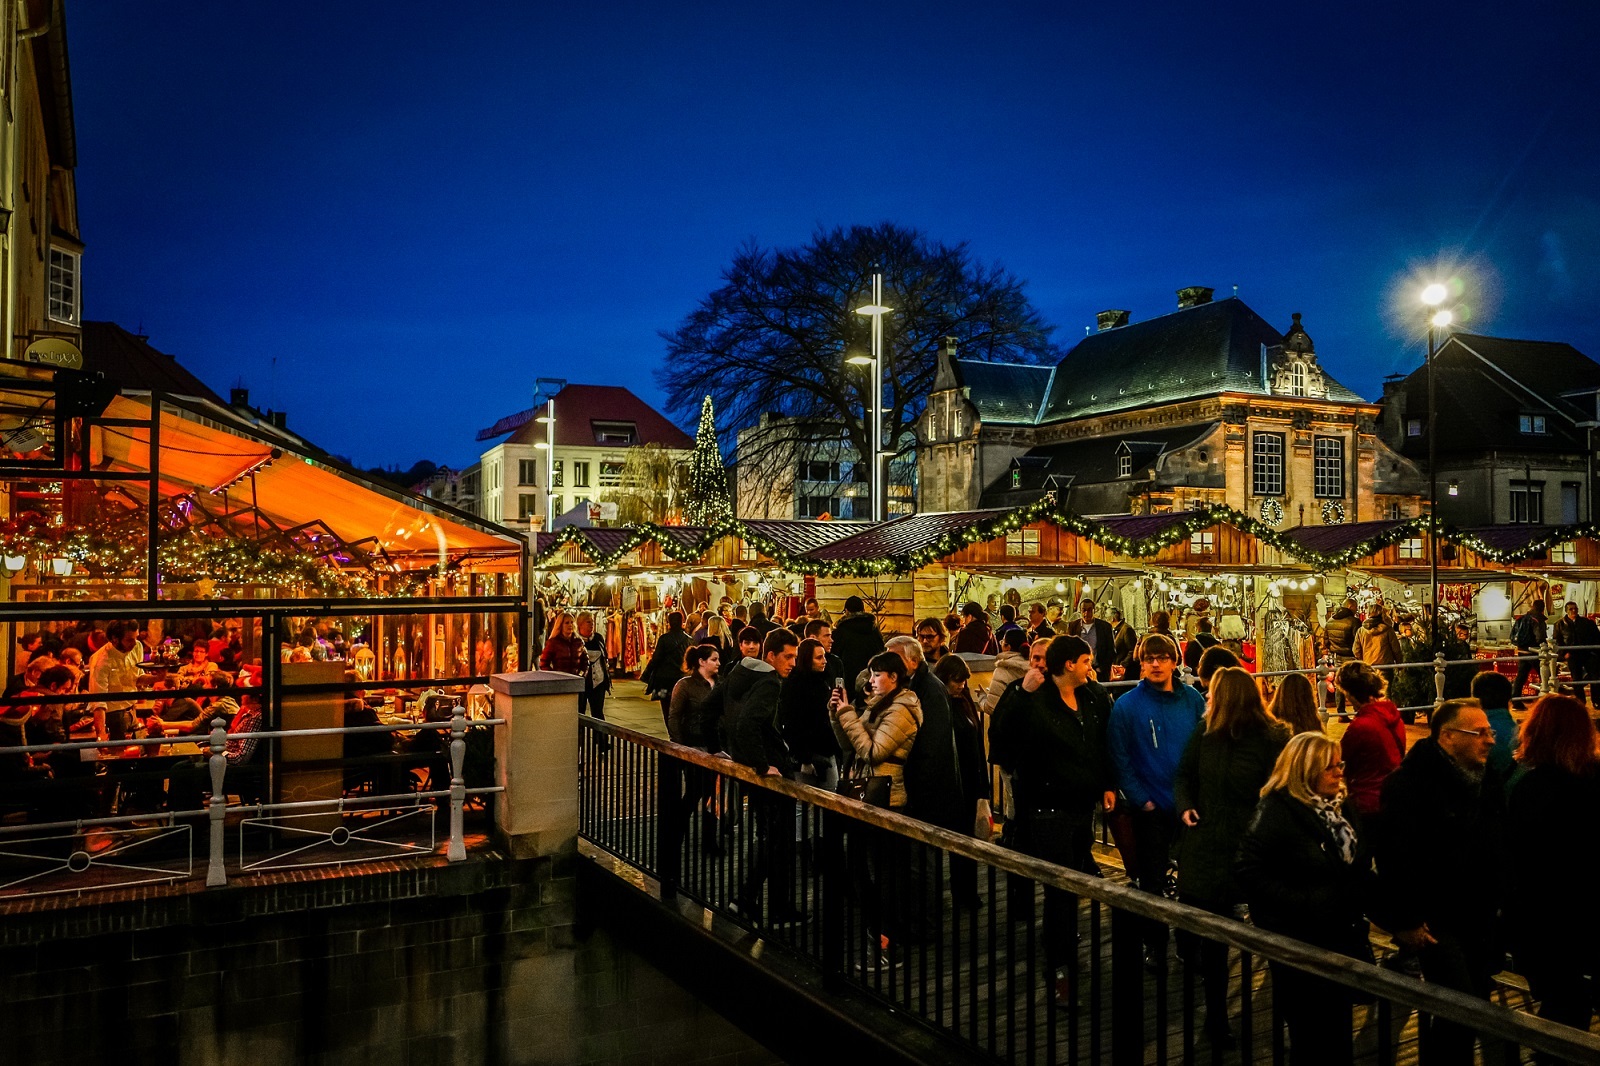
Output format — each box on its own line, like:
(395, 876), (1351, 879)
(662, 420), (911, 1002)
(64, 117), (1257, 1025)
(20, 337), (84, 370)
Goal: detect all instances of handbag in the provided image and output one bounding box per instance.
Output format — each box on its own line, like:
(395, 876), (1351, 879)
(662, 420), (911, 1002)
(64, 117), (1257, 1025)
(973, 798), (994, 841)
(836, 759), (892, 808)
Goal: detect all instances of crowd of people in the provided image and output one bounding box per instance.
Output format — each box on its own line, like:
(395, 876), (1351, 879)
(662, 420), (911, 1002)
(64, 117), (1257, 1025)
(554, 591), (1600, 1063)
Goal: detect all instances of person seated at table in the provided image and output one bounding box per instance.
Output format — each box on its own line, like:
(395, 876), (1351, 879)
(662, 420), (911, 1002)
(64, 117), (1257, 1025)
(146, 697), (204, 733)
(12, 665), (97, 783)
(56, 647), (86, 689)
(176, 642), (219, 686)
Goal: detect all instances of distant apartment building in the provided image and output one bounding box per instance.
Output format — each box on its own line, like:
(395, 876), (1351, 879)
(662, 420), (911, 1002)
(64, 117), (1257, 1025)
(734, 413), (916, 521)
(472, 383), (693, 529)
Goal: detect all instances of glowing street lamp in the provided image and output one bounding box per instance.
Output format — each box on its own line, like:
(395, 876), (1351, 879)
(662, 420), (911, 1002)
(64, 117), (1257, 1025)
(535, 399), (555, 528)
(850, 272), (890, 522)
(1422, 283), (1456, 657)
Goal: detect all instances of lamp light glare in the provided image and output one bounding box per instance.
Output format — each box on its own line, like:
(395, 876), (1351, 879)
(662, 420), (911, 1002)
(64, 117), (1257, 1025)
(1431, 309), (1453, 329)
(1421, 283), (1449, 307)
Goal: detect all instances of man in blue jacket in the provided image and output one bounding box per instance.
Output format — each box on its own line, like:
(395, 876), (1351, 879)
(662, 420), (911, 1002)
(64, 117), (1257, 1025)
(1107, 632), (1205, 965)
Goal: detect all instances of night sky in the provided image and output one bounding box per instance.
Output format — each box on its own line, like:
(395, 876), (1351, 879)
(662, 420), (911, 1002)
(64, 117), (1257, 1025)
(71, 2), (1599, 469)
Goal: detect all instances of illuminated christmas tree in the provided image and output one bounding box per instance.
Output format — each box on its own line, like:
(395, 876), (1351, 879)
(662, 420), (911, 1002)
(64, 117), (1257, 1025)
(683, 395), (732, 526)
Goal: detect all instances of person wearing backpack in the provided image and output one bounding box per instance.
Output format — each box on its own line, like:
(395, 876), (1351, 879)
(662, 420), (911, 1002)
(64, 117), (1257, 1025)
(1510, 599), (1547, 702)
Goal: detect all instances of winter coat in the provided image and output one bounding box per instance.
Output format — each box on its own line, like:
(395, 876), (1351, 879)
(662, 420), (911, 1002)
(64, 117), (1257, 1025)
(1065, 616), (1117, 679)
(1352, 619), (1402, 666)
(1181, 633), (1219, 674)
(1323, 608), (1359, 659)
(951, 621), (997, 655)
(949, 691), (991, 809)
(777, 668), (840, 768)
(1340, 698), (1407, 816)
(667, 674), (715, 747)
(538, 633), (587, 675)
(1235, 791), (1374, 961)
(832, 612), (886, 685)
(641, 627), (693, 695)
(1374, 737), (1508, 937)
(834, 688), (922, 808)
(581, 633), (611, 694)
(1106, 680), (1206, 813)
(1173, 721), (1291, 905)
(723, 659), (795, 776)
(988, 679), (1113, 817)
(982, 651), (1029, 713)
(1111, 621), (1139, 673)
(1506, 764), (1600, 955)
(903, 663), (965, 827)
(1554, 614), (1600, 669)
(1389, 636), (1434, 713)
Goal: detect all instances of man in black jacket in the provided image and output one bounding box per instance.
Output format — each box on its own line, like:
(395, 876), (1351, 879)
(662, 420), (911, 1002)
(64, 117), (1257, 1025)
(725, 629), (800, 922)
(1553, 601), (1600, 707)
(1066, 598), (1117, 681)
(989, 635), (1115, 1002)
(832, 596), (886, 687)
(1375, 698), (1506, 1066)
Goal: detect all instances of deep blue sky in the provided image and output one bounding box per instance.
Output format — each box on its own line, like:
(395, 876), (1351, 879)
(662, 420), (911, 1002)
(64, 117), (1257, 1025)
(71, 2), (1599, 469)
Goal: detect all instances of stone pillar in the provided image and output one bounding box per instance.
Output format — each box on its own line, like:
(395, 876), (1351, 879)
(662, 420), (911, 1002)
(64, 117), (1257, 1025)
(490, 670), (585, 859)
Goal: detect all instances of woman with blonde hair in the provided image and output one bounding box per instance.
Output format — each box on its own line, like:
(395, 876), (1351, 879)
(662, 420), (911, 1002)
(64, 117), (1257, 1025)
(1269, 672), (1324, 735)
(1236, 732), (1373, 1065)
(1174, 666), (1290, 1046)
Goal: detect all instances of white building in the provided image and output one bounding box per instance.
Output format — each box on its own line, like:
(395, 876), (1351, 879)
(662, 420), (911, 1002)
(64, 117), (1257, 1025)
(473, 383), (693, 530)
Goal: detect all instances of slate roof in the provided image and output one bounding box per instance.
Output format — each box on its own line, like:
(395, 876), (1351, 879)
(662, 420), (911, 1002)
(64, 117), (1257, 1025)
(78, 322), (228, 406)
(1389, 333), (1600, 460)
(1036, 298), (1364, 423)
(743, 519), (871, 556)
(487, 385), (693, 450)
(1280, 519), (1417, 556)
(805, 510), (1014, 562)
(977, 422), (1220, 507)
(953, 359), (1054, 424)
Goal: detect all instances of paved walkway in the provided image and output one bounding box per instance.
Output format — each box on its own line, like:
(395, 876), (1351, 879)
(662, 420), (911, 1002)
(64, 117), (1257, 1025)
(600, 679), (670, 740)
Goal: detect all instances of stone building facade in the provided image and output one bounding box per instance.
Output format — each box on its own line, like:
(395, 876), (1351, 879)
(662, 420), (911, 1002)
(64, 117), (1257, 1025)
(920, 288), (1425, 527)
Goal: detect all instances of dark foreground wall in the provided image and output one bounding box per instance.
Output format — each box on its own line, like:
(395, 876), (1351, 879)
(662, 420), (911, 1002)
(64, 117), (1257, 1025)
(0, 857), (781, 1066)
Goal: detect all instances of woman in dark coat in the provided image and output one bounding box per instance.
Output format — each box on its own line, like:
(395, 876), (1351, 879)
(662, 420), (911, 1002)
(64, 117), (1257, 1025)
(1236, 732), (1374, 1066)
(640, 611), (693, 731)
(932, 654), (994, 909)
(1174, 666), (1290, 1046)
(779, 638), (841, 786)
(1507, 694), (1600, 1047)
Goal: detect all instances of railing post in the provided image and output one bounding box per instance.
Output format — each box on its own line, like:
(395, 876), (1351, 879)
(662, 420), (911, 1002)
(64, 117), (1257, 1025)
(205, 715), (229, 887)
(820, 808), (846, 988)
(1433, 652), (1447, 712)
(447, 705), (467, 862)
(1110, 906), (1145, 1066)
(655, 750), (683, 900)
(1541, 638), (1559, 694)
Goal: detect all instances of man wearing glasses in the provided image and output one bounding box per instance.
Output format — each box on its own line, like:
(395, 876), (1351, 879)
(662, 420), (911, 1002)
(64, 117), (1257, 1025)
(1375, 698), (1507, 1066)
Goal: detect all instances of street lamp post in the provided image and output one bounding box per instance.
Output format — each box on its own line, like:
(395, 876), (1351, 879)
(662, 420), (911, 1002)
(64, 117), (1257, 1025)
(534, 397), (555, 529)
(850, 272), (890, 522)
(1422, 283), (1452, 655)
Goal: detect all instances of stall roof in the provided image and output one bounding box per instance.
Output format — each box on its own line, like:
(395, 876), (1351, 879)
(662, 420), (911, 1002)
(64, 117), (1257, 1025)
(744, 519), (872, 556)
(1454, 525), (1565, 558)
(1280, 519), (1421, 557)
(93, 393), (523, 565)
(805, 510), (1015, 562)
(1094, 510), (1218, 542)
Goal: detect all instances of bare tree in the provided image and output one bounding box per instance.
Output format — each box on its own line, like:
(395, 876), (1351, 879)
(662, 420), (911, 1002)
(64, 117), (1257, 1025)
(657, 223), (1057, 512)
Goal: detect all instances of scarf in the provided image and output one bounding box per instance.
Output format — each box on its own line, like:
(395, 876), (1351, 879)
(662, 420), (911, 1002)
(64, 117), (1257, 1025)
(1310, 794), (1357, 864)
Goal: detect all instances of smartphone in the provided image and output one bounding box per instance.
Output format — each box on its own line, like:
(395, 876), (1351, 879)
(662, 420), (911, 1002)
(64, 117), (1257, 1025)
(833, 676), (846, 701)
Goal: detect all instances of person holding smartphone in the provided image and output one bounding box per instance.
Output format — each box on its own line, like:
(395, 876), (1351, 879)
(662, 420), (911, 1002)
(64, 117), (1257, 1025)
(779, 637), (841, 788)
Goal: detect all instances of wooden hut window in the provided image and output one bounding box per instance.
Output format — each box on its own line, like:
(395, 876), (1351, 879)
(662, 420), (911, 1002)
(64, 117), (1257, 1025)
(1005, 529), (1040, 557)
(1398, 538), (1424, 560)
(1188, 530), (1215, 555)
(1553, 541), (1578, 564)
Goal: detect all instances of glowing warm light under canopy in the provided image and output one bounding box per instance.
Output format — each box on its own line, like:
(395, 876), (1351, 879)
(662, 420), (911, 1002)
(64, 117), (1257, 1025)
(1421, 283), (1449, 306)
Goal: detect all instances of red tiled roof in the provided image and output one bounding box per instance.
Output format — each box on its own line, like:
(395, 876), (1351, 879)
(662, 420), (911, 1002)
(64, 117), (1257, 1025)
(805, 510), (1013, 562)
(493, 385), (693, 450)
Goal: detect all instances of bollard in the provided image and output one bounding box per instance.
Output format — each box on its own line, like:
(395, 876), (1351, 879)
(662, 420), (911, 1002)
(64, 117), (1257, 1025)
(1433, 652), (1446, 711)
(206, 715), (229, 887)
(447, 705), (467, 861)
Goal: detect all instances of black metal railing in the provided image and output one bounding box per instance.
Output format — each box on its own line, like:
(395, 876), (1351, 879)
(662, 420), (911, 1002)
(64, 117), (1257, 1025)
(578, 717), (1600, 1066)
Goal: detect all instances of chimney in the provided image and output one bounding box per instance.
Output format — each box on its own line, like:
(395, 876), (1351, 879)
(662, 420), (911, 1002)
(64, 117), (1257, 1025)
(1096, 309), (1130, 332)
(270, 411), (287, 429)
(230, 386), (250, 408)
(1176, 286), (1214, 310)
(943, 335), (958, 357)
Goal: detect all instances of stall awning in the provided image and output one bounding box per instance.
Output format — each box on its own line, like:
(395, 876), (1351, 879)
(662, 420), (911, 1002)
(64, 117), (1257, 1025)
(91, 393), (523, 568)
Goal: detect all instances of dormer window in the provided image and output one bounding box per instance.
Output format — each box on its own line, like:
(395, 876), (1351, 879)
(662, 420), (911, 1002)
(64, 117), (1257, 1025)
(1118, 454), (1132, 478)
(1011, 468), (1021, 489)
(1289, 361), (1307, 397)
(592, 420), (638, 445)
(1519, 414), (1547, 435)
